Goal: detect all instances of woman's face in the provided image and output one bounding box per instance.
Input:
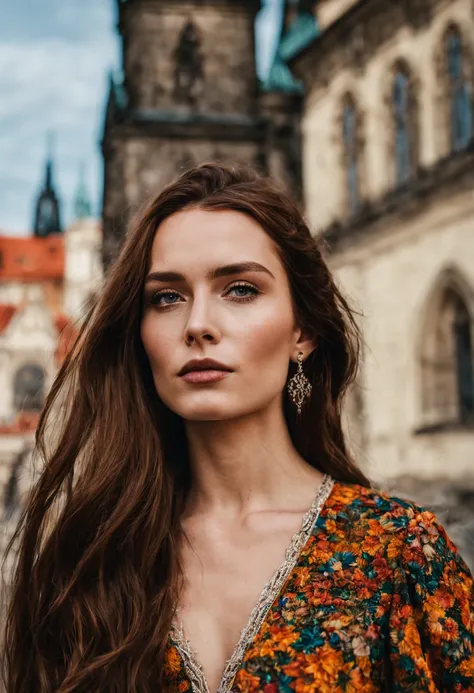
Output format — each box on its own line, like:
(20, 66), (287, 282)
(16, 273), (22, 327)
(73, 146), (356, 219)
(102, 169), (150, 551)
(141, 208), (310, 421)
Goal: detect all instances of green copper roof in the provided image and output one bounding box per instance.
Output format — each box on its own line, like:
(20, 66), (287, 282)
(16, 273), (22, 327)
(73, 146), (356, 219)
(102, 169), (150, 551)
(262, 7), (318, 94)
(74, 163), (92, 220)
(279, 11), (319, 63)
(262, 52), (303, 94)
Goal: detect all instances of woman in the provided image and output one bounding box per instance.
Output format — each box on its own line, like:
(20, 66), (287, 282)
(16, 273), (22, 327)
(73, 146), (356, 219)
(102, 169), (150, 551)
(2, 163), (473, 693)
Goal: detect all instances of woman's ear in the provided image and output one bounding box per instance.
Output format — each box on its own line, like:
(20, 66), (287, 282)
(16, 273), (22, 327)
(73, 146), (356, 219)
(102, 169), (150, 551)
(292, 330), (317, 361)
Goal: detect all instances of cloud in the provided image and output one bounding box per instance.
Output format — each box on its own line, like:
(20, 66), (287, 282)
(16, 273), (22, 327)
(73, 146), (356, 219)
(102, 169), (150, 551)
(0, 0), (118, 234)
(0, 0), (280, 235)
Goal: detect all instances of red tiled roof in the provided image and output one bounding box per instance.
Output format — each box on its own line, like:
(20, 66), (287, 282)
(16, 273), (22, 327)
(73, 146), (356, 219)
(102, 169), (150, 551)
(0, 411), (40, 435)
(0, 235), (64, 281)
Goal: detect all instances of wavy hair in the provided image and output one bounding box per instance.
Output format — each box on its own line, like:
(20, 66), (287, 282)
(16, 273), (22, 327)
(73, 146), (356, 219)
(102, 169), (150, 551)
(1, 163), (370, 693)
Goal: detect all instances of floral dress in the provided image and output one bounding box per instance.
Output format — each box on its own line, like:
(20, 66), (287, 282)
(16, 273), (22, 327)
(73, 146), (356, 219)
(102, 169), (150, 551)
(163, 475), (474, 692)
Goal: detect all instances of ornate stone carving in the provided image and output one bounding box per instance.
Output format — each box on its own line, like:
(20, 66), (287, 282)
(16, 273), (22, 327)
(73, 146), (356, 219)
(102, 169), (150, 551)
(343, 25), (366, 72)
(174, 21), (204, 106)
(398, 0), (434, 31)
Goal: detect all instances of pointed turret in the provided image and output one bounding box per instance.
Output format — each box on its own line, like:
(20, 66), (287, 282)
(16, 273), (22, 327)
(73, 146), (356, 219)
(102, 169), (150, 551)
(33, 133), (62, 237)
(74, 163), (93, 220)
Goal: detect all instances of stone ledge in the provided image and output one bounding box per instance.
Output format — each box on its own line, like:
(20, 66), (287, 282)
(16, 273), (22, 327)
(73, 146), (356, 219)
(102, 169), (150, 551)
(103, 111), (268, 144)
(321, 143), (474, 252)
(413, 419), (474, 435)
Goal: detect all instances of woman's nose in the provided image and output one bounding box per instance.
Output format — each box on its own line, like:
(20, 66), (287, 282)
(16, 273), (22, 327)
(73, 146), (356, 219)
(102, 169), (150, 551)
(183, 297), (221, 346)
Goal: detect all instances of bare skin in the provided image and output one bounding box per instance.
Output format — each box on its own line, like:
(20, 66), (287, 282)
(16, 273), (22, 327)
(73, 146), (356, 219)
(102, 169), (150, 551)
(140, 208), (324, 690)
(178, 464), (325, 692)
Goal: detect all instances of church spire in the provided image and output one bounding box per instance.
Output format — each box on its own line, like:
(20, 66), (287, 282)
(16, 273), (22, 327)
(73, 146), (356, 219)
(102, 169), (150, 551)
(73, 162), (93, 220)
(33, 133), (62, 237)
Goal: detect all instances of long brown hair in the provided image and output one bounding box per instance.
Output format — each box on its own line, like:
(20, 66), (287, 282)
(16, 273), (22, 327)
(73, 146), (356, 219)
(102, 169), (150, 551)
(1, 163), (370, 693)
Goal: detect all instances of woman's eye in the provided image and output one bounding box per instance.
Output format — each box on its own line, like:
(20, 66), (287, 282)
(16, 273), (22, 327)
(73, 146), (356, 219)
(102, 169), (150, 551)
(226, 283), (260, 301)
(149, 283), (260, 308)
(151, 291), (182, 306)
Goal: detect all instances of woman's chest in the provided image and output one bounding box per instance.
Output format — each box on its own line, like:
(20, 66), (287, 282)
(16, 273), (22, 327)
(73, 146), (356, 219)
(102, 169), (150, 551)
(167, 559), (393, 693)
(175, 525), (311, 692)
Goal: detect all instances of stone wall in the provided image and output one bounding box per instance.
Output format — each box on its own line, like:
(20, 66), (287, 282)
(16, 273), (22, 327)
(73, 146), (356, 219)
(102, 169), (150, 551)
(299, 0), (474, 229)
(296, 0), (474, 571)
(121, 1), (260, 116)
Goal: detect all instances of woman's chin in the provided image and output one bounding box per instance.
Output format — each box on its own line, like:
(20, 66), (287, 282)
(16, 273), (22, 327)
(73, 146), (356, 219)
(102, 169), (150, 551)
(174, 397), (244, 422)
(178, 404), (235, 421)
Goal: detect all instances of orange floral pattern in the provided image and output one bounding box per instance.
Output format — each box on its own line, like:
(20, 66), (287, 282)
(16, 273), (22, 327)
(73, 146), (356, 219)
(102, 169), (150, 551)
(163, 482), (474, 692)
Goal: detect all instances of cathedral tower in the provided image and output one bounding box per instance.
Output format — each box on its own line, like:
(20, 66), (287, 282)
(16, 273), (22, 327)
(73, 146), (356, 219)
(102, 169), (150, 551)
(101, 0), (303, 267)
(33, 135), (62, 237)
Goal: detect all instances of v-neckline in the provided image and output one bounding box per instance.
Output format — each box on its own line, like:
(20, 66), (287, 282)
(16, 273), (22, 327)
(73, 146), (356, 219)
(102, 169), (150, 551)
(169, 473), (335, 693)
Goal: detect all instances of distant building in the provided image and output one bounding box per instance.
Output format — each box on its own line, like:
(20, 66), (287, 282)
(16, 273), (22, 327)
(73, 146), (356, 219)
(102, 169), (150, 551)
(33, 143), (62, 238)
(290, 0), (474, 566)
(101, 0), (315, 266)
(0, 153), (102, 562)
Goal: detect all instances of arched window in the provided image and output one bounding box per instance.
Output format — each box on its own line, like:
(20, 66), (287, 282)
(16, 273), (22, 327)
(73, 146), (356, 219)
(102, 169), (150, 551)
(453, 295), (474, 418)
(13, 364), (45, 412)
(342, 96), (361, 214)
(447, 28), (472, 151)
(420, 276), (474, 427)
(393, 68), (415, 185)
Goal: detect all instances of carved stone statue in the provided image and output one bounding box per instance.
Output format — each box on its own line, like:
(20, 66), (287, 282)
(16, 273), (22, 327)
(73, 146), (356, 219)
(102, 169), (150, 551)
(174, 21), (204, 105)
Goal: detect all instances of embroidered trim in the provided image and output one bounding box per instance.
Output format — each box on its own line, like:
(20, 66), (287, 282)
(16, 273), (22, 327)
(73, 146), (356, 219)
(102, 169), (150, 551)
(170, 473), (335, 693)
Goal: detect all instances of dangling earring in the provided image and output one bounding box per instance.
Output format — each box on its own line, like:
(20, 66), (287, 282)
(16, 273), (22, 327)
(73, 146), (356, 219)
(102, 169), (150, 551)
(287, 352), (312, 415)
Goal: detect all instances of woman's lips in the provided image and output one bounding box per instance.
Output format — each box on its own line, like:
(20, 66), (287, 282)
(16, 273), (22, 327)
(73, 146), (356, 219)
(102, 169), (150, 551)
(180, 369), (232, 384)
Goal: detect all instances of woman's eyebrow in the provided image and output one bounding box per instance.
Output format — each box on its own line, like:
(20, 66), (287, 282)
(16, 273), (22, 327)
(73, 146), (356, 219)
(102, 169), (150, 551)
(145, 261), (275, 283)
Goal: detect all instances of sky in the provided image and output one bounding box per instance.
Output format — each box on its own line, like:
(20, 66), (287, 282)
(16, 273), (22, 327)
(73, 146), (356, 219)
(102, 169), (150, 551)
(0, 0), (283, 235)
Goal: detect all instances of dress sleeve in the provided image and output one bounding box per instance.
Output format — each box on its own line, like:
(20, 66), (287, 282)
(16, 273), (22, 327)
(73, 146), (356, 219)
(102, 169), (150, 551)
(388, 506), (474, 692)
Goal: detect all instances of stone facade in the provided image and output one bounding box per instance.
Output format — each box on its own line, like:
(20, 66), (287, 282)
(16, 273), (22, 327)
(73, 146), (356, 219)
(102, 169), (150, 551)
(291, 0), (474, 568)
(64, 219), (103, 319)
(101, 0), (303, 267)
(0, 218), (103, 583)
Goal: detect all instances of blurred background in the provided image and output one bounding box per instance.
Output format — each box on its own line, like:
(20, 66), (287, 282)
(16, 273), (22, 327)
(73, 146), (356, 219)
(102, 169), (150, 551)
(0, 0), (473, 600)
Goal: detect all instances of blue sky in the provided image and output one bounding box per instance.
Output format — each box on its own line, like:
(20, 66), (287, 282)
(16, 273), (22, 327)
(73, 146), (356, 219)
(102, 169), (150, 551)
(1, 0), (282, 235)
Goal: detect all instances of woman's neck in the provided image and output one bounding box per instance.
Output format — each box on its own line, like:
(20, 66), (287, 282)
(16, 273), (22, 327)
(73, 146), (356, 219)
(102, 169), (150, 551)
(183, 401), (325, 519)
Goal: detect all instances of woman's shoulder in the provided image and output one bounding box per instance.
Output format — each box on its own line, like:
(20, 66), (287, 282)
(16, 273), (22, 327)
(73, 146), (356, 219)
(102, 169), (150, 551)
(323, 477), (472, 581)
(318, 480), (474, 688)
(326, 478), (432, 530)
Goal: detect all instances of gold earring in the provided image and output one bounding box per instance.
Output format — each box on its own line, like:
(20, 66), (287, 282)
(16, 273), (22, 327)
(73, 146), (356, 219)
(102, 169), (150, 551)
(288, 352), (312, 414)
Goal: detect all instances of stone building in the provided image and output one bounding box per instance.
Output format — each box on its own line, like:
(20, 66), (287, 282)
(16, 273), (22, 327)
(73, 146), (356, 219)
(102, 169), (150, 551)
(0, 154), (103, 575)
(101, 0), (315, 266)
(289, 0), (474, 566)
